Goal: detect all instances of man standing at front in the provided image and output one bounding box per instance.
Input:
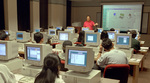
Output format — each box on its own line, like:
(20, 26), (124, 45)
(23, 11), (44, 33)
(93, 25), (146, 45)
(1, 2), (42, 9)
(83, 15), (98, 30)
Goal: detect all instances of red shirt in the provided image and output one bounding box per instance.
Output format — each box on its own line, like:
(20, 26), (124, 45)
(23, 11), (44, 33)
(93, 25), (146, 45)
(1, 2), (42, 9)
(83, 20), (95, 30)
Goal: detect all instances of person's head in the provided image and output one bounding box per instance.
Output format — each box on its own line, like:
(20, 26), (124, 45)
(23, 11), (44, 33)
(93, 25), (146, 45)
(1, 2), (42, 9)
(62, 40), (72, 53)
(34, 32), (43, 43)
(34, 53), (61, 83)
(110, 28), (115, 31)
(101, 31), (108, 40)
(94, 29), (98, 32)
(75, 28), (78, 33)
(102, 38), (114, 51)
(77, 31), (85, 45)
(62, 28), (64, 31)
(86, 15), (91, 22)
(130, 30), (137, 38)
(0, 30), (9, 41)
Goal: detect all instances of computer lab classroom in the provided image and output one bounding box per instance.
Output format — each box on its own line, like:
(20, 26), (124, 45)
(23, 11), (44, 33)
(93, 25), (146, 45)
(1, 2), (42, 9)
(0, 0), (150, 83)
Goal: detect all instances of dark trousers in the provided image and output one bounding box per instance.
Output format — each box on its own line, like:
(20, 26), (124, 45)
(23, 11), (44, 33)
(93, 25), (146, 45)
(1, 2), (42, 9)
(93, 64), (105, 77)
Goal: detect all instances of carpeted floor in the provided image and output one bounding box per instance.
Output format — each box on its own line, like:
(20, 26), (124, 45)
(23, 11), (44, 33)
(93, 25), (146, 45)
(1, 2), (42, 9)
(128, 50), (150, 83)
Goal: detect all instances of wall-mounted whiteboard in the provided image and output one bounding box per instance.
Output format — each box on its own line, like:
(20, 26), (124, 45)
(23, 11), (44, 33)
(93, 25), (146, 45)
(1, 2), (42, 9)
(102, 4), (143, 32)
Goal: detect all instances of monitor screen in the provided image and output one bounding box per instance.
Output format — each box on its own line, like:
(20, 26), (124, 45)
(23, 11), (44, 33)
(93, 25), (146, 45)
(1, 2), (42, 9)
(59, 33), (69, 41)
(68, 50), (87, 67)
(26, 47), (40, 61)
(98, 29), (103, 33)
(115, 30), (119, 33)
(117, 36), (130, 45)
(16, 32), (23, 40)
(49, 30), (55, 35)
(0, 44), (6, 56)
(108, 32), (115, 39)
(82, 28), (89, 31)
(5, 31), (8, 35)
(86, 34), (97, 43)
(35, 29), (40, 32)
(56, 27), (62, 30)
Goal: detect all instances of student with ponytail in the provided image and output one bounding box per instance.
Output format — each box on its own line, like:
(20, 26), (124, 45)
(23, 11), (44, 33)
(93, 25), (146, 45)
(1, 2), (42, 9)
(34, 53), (65, 83)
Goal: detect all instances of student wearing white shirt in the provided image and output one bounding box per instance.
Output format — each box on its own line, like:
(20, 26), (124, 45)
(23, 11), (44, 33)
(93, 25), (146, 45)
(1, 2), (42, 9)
(34, 53), (65, 83)
(0, 64), (16, 83)
(94, 39), (128, 75)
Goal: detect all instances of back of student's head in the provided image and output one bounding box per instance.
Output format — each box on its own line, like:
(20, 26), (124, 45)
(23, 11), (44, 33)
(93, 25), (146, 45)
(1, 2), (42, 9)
(62, 28), (65, 31)
(0, 30), (9, 40)
(110, 28), (115, 31)
(34, 32), (43, 43)
(102, 38), (113, 51)
(101, 31), (108, 40)
(62, 40), (72, 53)
(35, 53), (61, 83)
(77, 31), (85, 44)
(130, 30), (137, 38)
(94, 28), (98, 32)
(75, 28), (78, 33)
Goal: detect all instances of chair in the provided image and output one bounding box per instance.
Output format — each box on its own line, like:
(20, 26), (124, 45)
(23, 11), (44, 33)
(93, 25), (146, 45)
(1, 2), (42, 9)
(103, 64), (130, 83)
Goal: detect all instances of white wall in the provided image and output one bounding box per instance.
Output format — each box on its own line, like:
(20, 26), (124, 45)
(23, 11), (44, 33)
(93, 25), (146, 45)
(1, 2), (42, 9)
(4, 0), (18, 32)
(48, 4), (66, 28)
(30, 1), (40, 32)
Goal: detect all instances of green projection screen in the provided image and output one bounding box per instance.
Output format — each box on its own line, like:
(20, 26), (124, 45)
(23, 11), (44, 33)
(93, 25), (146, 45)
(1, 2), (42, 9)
(102, 4), (143, 32)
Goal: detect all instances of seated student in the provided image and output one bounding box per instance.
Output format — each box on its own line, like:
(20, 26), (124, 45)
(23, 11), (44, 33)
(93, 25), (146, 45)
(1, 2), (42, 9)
(100, 31), (108, 40)
(95, 39), (128, 73)
(34, 53), (65, 83)
(59, 40), (72, 60)
(77, 31), (85, 46)
(110, 28), (115, 31)
(34, 32), (44, 44)
(130, 30), (140, 52)
(0, 64), (16, 83)
(0, 30), (9, 41)
(99, 31), (109, 53)
(74, 28), (79, 38)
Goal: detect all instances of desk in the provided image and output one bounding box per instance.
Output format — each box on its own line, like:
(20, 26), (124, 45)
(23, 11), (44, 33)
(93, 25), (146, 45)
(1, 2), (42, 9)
(129, 54), (144, 83)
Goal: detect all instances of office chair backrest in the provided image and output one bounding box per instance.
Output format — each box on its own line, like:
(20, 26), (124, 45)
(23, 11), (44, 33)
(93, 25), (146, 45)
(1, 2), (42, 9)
(104, 64), (130, 83)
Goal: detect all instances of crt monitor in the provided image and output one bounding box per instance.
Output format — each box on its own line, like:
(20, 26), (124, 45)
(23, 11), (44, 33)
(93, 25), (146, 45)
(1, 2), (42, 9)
(0, 41), (18, 60)
(25, 43), (52, 66)
(115, 34), (132, 49)
(48, 29), (56, 36)
(65, 46), (94, 73)
(82, 27), (89, 31)
(16, 31), (30, 42)
(65, 29), (75, 33)
(56, 27), (62, 30)
(84, 32), (100, 46)
(97, 28), (103, 33)
(115, 29), (120, 33)
(107, 31), (116, 42)
(84, 30), (94, 33)
(67, 27), (74, 30)
(58, 31), (71, 43)
(35, 29), (41, 32)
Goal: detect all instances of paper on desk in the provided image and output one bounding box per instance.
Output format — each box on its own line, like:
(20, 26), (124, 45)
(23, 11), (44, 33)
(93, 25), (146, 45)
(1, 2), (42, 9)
(14, 74), (24, 82)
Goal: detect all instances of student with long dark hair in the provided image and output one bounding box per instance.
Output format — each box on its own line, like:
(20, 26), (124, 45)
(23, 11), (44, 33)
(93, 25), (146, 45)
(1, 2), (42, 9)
(34, 53), (65, 83)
